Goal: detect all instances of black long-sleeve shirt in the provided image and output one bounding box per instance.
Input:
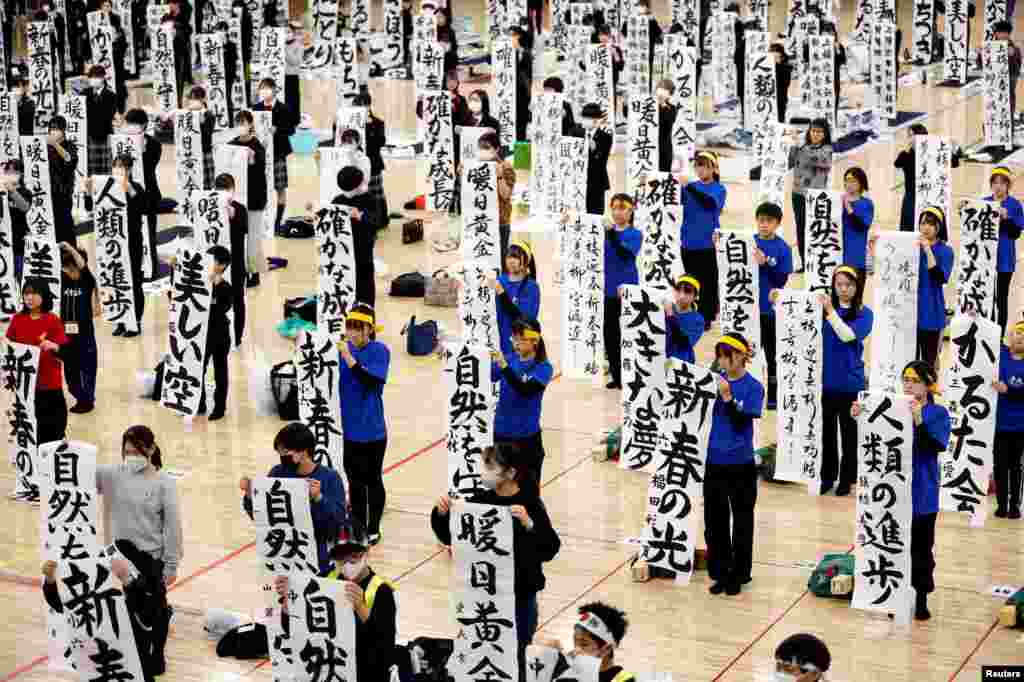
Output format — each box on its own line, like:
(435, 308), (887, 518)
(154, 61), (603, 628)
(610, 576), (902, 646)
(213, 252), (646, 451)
(354, 570), (397, 682)
(571, 125), (613, 193)
(16, 96), (35, 136)
(431, 489), (561, 595)
(658, 103), (678, 172)
(228, 199), (249, 287)
(207, 279), (234, 351)
(330, 192), (383, 269)
(85, 88), (118, 141)
(142, 134), (163, 201)
(252, 100), (299, 159)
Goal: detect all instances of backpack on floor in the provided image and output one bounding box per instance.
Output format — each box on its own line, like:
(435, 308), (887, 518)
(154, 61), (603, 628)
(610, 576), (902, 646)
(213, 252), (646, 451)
(402, 316), (438, 356)
(808, 553), (855, 598)
(269, 361), (300, 420)
(605, 427), (622, 461)
(389, 271), (427, 297)
(215, 623), (269, 659)
(277, 217), (315, 239)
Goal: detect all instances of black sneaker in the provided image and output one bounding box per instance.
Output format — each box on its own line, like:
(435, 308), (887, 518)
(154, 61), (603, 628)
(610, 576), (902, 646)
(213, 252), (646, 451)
(69, 402), (94, 414)
(725, 581), (741, 596)
(208, 409), (225, 421)
(709, 581), (727, 595)
(122, 330), (140, 338)
(112, 325), (125, 337)
(995, 507), (1008, 518)
(835, 483), (852, 496)
(819, 481), (834, 495)
(1009, 509), (1022, 519)
(606, 380), (622, 389)
(247, 273), (260, 288)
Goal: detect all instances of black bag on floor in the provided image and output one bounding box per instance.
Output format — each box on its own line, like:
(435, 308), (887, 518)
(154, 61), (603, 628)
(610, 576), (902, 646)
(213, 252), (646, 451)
(216, 623), (269, 659)
(283, 296), (318, 324)
(407, 637), (454, 681)
(270, 361), (300, 420)
(276, 217), (315, 239)
(390, 271), (427, 297)
(150, 360), (166, 401)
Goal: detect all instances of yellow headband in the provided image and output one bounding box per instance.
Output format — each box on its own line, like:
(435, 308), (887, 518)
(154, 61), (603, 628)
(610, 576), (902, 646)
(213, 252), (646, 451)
(903, 367), (940, 393)
(1013, 321), (1024, 333)
(519, 328), (541, 340)
(510, 240), (533, 262)
(991, 167), (1013, 182)
(695, 151), (718, 167)
(717, 335), (749, 355)
(676, 275), (701, 292)
(834, 265), (859, 280)
(347, 312), (375, 325)
(922, 206), (945, 224)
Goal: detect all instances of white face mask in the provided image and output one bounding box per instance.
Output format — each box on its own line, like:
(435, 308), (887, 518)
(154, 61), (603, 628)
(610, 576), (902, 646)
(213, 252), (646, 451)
(218, 190), (233, 202)
(656, 89), (671, 101)
(341, 143), (357, 152)
(259, 88), (273, 100)
(90, 78), (103, 89)
(237, 126), (250, 137)
(340, 558), (366, 580)
(112, 169), (126, 181)
(124, 455), (148, 473)
(480, 466), (500, 490)
(771, 673), (799, 682)
(468, 100), (482, 113)
(478, 149), (496, 161)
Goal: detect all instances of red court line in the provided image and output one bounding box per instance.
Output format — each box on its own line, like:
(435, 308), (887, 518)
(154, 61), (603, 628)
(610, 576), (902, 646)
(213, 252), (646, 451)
(711, 543), (855, 681)
(0, 656), (47, 682)
(537, 555), (633, 631)
(0, 573), (40, 588)
(383, 436), (446, 475)
(948, 618), (999, 681)
(167, 541), (257, 594)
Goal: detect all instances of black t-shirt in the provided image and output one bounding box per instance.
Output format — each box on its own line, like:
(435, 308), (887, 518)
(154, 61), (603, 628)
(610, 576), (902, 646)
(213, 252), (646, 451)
(61, 268), (96, 336)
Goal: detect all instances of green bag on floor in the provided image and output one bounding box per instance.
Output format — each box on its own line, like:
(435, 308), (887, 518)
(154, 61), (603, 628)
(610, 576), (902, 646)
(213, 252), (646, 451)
(756, 445), (776, 481)
(606, 427), (622, 461)
(808, 553), (855, 598)
(513, 142), (531, 170)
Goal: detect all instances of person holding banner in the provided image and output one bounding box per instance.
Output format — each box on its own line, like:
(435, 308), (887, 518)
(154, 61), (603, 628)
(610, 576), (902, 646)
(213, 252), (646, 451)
(492, 317), (553, 481)
(818, 265), (873, 496)
(436, 7), (459, 75)
(1, 160), (31, 281)
(275, 520), (398, 682)
(770, 44), (794, 125)
(46, 115), (80, 247)
(332, 166), (384, 306)
(541, 77), (576, 135)
(163, 0), (193, 87)
(679, 150), (727, 330)
(601, 194), (642, 390)
(84, 64), (117, 176)
(754, 201), (793, 411)
(216, 21), (240, 123)
(571, 103), (613, 216)
(241, 422), (349, 575)
(227, 109), (269, 288)
(664, 274), (705, 364)
(655, 80), (678, 173)
(353, 93), (390, 228)
(12, 77), (36, 135)
(984, 167), (1024, 334)
(479, 132), (518, 264)
(123, 109), (162, 270)
(42, 541), (164, 681)
(6, 277), (68, 449)
(851, 362), (950, 620)
(893, 125), (962, 232)
(284, 20), (305, 116)
(510, 26), (534, 142)
(538, 602), (634, 681)
(594, 24), (624, 92)
(252, 77), (299, 237)
(93, 0), (129, 111)
(840, 167), (873, 276)
(432, 443), (562, 678)
(110, 153), (147, 337)
(58, 242), (99, 414)
(466, 89), (503, 142)
(95, 424), (182, 673)
(495, 241), (541, 356)
(215, 172), (249, 345)
(773, 633), (832, 681)
(197, 245), (234, 420)
(787, 119), (834, 273)
(705, 332), (764, 597)
(915, 206), (955, 370)
(994, 320), (1024, 519)
(185, 86), (217, 189)
(338, 303), (391, 545)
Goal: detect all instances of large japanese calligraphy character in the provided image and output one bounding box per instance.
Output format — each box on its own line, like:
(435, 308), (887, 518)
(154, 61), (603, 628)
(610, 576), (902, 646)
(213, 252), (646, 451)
(295, 329), (344, 471)
(93, 176), (139, 332)
(252, 477), (320, 576)
(445, 342), (494, 497)
(161, 246), (211, 416)
(804, 190), (844, 293)
(4, 342), (41, 498)
(0, 194), (19, 315)
(956, 200), (999, 319)
(315, 206), (357, 342)
(635, 173), (683, 291)
(422, 91), (455, 212)
(665, 36), (697, 175)
(175, 111), (204, 226)
(39, 440), (100, 562)
(620, 285), (667, 472)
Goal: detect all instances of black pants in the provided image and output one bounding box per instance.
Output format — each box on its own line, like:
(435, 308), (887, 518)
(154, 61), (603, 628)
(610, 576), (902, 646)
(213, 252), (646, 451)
(916, 329), (942, 370)
(761, 313), (777, 404)
(344, 438), (388, 536)
(499, 223), (511, 272)
(586, 184), (607, 217)
(791, 192), (807, 267)
(910, 512), (937, 594)
(994, 430), (1024, 513)
(997, 271), (1014, 335)
(199, 342), (229, 413)
(357, 260), (376, 308)
(496, 431), (545, 485)
(132, 271), (145, 328)
(703, 461), (758, 584)
(681, 248), (719, 327)
(140, 556), (172, 673)
(36, 389), (68, 446)
(821, 391), (859, 486)
(232, 283), (246, 346)
(603, 297), (623, 384)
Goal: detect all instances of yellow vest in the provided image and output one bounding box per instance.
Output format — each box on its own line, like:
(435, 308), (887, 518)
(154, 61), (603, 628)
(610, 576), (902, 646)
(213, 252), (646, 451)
(611, 671), (635, 682)
(324, 570), (393, 612)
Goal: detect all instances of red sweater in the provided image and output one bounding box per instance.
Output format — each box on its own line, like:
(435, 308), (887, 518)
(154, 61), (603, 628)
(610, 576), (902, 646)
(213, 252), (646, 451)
(5, 312), (68, 391)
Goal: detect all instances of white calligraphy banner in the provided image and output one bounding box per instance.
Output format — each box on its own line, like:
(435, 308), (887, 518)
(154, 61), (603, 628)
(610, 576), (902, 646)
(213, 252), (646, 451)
(711, 13), (738, 111)
(586, 44), (616, 133)
(940, 315), (999, 524)
(39, 440), (99, 562)
(804, 190), (845, 293)
(558, 135), (588, 214)
(717, 230), (766, 393)
(526, 645), (600, 682)
(295, 329), (344, 471)
(493, 39), (517, 154)
(666, 36), (697, 176)
(152, 26), (180, 115)
(448, 503), (519, 682)
(620, 285), (668, 472)
(869, 232), (920, 393)
(20, 135), (61, 317)
(985, 0), (1008, 42)
(175, 111), (204, 226)
(286, 574), (358, 682)
(745, 31), (776, 132)
(26, 22), (56, 131)
(87, 14), (118, 94)
(755, 123), (792, 210)
(870, 22), (897, 119)
(4, 342), (41, 498)
(192, 189), (232, 255)
(443, 342), (494, 497)
(914, 136), (952, 231)
(912, 0), (936, 63)
(807, 35), (836, 131)
(252, 110), (275, 238)
(60, 94), (88, 218)
(334, 34), (362, 103)
(943, 0), (969, 83)
(252, 476), (320, 575)
(983, 41), (1013, 148)
(561, 214), (604, 382)
(459, 262), (501, 352)
(853, 391), (914, 617)
(956, 200), (999, 319)
(197, 33), (230, 130)
(306, 0), (338, 79)
(315, 206), (358, 341)
(422, 92), (456, 212)
(258, 27), (287, 101)
(161, 246), (211, 417)
(626, 15), (652, 92)
(214, 143), (250, 215)
(636, 173), (684, 292)
(461, 161), (501, 272)
(92, 176), (139, 333)
(319, 147), (348, 206)
(0, 195), (18, 316)
(774, 291), (824, 493)
(627, 96), (659, 194)
(0, 94), (17, 166)
(530, 93), (564, 219)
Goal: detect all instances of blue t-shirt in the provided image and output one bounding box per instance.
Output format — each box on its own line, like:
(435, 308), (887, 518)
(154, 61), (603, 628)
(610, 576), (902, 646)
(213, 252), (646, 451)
(496, 274), (541, 354)
(917, 241), (955, 331)
(997, 345), (1024, 433)
(912, 401), (951, 516)
(822, 306), (873, 394)
(707, 371), (764, 465)
(842, 196), (874, 268)
(493, 354), (554, 439)
(680, 180), (727, 250)
(251, 464), (348, 575)
(984, 194), (1024, 273)
(666, 309), (705, 363)
(754, 234), (793, 316)
(604, 226), (642, 299)
(338, 340), (390, 442)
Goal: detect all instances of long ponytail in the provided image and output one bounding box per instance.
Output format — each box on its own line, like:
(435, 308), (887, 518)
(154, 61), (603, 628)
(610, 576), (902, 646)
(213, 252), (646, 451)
(122, 425), (163, 471)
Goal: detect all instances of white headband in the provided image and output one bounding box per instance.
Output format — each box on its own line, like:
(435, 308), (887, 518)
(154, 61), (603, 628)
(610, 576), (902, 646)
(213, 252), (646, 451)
(576, 613), (616, 649)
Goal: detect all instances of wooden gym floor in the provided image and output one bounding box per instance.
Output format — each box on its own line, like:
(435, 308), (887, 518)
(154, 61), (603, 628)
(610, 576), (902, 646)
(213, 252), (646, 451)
(1, 1), (1023, 680)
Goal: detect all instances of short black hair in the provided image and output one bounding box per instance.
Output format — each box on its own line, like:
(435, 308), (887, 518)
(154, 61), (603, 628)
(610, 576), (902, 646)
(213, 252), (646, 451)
(20, 277), (55, 313)
(124, 108), (149, 127)
(577, 602), (629, 647)
(48, 115), (67, 132)
(235, 109), (254, 125)
(337, 166), (365, 192)
(346, 302), (377, 339)
(273, 422), (316, 457)
(61, 246), (87, 269)
(755, 201), (783, 222)
(207, 245), (231, 265)
(214, 173), (236, 190)
(775, 633), (831, 672)
(806, 117), (833, 145)
(609, 193), (634, 209)
(581, 102), (604, 119)
(994, 20), (1012, 33)
(478, 131), (500, 151)
(88, 64), (107, 78)
(542, 76), (564, 92)
(908, 123), (929, 136)
(352, 91), (372, 107)
(844, 166), (869, 193)
(258, 77), (277, 90)
(340, 128), (362, 146)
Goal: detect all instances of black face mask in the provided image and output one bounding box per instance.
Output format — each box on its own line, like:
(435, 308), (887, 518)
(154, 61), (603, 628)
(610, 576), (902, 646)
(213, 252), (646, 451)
(279, 455), (299, 473)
